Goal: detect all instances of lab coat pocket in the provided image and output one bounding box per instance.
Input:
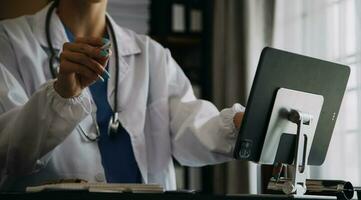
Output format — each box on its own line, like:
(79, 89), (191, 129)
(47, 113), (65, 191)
(145, 99), (172, 174)
(50, 115), (101, 176)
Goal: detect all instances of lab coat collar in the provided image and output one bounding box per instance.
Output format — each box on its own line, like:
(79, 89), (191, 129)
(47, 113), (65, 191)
(105, 16), (142, 56)
(33, 3), (67, 52)
(33, 3), (141, 56)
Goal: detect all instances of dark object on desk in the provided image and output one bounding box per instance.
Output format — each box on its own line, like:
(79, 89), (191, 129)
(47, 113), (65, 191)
(41, 179), (87, 184)
(164, 189), (198, 194)
(234, 47), (350, 166)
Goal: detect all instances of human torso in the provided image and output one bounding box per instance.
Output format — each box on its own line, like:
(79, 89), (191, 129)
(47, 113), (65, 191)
(0, 6), (176, 190)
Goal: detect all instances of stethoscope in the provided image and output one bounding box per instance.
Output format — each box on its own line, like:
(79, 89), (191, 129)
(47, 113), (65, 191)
(45, 1), (121, 141)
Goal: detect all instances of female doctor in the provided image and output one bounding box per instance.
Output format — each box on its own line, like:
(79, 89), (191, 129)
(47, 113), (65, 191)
(0, 0), (244, 191)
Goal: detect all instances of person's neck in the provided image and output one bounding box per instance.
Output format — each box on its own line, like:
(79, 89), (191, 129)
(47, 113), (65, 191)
(57, 0), (107, 38)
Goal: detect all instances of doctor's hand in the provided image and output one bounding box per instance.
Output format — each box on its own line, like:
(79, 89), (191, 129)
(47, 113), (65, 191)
(233, 112), (244, 130)
(54, 37), (111, 98)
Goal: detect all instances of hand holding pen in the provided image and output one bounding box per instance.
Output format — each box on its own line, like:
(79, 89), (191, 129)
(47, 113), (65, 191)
(96, 38), (112, 82)
(54, 37), (112, 98)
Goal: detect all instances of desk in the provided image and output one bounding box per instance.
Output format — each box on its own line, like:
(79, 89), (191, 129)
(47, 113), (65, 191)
(0, 191), (339, 200)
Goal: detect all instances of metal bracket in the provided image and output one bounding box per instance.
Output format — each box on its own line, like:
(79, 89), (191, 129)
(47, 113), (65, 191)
(285, 109), (312, 195)
(262, 88), (324, 197)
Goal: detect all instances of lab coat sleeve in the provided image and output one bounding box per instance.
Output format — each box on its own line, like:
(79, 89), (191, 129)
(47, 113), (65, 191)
(166, 49), (245, 167)
(0, 65), (91, 177)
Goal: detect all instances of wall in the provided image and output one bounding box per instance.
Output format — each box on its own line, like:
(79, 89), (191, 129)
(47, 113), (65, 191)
(0, 0), (49, 20)
(0, 0), (150, 35)
(107, 0), (150, 34)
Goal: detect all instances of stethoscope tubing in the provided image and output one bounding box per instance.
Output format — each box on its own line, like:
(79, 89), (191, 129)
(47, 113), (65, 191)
(45, 1), (121, 141)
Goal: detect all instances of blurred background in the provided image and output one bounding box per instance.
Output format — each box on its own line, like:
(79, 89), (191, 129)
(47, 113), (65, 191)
(1, 0), (360, 195)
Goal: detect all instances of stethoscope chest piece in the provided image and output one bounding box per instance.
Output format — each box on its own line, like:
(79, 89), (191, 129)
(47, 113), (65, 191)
(108, 112), (120, 136)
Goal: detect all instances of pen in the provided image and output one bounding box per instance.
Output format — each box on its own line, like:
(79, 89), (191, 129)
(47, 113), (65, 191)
(100, 40), (111, 50)
(98, 40), (112, 82)
(98, 75), (105, 82)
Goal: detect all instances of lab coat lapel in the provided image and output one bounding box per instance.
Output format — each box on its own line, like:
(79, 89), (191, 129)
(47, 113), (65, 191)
(33, 3), (69, 52)
(105, 16), (148, 183)
(106, 15), (141, 105)
(31, 3), (69, 80)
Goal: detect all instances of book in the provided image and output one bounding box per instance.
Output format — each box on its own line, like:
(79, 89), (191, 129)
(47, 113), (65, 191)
(26, 182), (164, 193)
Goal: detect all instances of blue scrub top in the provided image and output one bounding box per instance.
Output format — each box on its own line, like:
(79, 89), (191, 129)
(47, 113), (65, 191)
(64, 27), (142, 183)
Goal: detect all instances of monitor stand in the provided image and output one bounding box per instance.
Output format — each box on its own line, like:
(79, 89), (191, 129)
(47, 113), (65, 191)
(264, 89), (354, 200)
(259, 88), (324, 166)
(279, 109), (312, 196)
(267, 109), (332, 198)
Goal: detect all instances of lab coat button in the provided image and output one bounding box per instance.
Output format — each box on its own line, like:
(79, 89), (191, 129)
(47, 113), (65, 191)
(95, 173), (105, 182)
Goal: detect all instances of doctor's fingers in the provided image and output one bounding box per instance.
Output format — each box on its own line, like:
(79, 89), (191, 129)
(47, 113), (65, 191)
(60, 51), (106, 76)
(75, 37), (105, 47)
(59, 59), (99, 81)
(74, 38), (113, 65)
(63, 42), (111, 60)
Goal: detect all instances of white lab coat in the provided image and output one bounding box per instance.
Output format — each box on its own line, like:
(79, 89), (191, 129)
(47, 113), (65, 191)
(0, 4), (244, 191)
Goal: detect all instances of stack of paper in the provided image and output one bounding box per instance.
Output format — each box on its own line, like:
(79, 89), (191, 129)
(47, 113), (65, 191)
(26, 183), (164, 193)
(107, 0), (150, 34)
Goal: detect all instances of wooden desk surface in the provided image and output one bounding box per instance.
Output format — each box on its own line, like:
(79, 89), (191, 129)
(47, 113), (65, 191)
(0, 191), (338, 200)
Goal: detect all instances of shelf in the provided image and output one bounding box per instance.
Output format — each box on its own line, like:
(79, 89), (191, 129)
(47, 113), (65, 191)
(151, 35), (202, 48)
